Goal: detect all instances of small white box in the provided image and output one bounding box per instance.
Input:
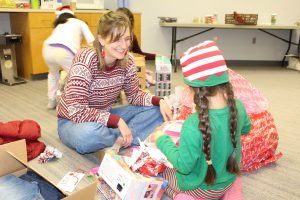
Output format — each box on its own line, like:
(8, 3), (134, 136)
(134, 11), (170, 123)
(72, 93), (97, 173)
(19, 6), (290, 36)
(155, 56), (172, 97)
(98, 153), (164, 200)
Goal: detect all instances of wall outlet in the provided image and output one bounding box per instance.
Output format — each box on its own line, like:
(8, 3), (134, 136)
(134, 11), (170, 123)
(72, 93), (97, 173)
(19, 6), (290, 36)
(252, 37), (256, 44)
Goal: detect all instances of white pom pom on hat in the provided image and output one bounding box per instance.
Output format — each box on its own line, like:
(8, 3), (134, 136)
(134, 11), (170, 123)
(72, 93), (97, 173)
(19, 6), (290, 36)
(180, 40), (229, 87)
(55, 5), (74, 17)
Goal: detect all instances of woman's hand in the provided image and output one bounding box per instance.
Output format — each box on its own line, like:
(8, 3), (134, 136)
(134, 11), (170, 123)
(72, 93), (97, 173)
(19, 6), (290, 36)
(159, 99), (173, 121)
(117, 118), (133, 148)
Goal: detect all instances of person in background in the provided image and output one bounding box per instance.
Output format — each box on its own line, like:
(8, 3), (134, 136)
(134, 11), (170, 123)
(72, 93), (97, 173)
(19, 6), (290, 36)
(42, 5), (95, 109)
(57, 11), (172, 154)
(153, 41), (252, 199)
(116, 7), (156, 86)
(116, 7), (156, 60)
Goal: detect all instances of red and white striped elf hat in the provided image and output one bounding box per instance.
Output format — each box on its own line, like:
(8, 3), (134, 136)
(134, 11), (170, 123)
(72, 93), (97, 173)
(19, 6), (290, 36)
(180, 40), (229, 87)
(55, 5), (74, 17)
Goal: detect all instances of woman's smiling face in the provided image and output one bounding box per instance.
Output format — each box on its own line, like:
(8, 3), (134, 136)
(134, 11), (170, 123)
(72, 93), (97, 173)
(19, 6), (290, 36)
(99, 27), (131, 64)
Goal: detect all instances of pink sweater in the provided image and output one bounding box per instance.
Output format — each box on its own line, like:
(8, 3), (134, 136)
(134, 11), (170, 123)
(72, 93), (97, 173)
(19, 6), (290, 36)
(57, 48), (160, 128)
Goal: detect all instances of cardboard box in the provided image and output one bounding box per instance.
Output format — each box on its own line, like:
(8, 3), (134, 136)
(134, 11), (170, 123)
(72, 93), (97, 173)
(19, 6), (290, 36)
(0, 140), (97, 200)
(132, 53), (146, 90)
(155, 56), (172, 97)
(98, 153), (164, 200)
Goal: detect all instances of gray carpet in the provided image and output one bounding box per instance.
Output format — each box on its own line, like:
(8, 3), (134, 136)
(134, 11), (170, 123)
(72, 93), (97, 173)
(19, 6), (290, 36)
(0, 64), (300, 200)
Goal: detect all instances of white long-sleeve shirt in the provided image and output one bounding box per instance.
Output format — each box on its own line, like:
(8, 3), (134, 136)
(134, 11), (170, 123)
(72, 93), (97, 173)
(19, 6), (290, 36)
(44, 18), (95, 54)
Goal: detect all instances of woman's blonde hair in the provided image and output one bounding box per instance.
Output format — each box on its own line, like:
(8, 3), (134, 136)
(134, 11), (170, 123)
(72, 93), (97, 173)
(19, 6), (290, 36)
(94, 11), (133, 70)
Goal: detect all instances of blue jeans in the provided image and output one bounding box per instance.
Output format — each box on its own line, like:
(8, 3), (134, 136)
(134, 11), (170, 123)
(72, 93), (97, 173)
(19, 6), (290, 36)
(58, 105), (163, 154)
(20, 171), (65, 200)
(0, 175), (44, 200)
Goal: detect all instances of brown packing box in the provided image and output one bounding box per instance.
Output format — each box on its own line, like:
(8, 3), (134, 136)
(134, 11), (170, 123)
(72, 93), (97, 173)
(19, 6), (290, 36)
(0, 140), (97, 200)
(132, 53), (146, 90)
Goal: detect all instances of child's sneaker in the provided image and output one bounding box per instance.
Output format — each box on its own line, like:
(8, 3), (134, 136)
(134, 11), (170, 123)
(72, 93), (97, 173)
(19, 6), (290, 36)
(47, 99), (57, 110)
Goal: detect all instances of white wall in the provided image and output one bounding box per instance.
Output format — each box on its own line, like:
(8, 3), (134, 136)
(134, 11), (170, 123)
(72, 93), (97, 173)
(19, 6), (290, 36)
(106, 0), (300, 61)
(1, 0), (299, 61)
(0, 13), (11, 34)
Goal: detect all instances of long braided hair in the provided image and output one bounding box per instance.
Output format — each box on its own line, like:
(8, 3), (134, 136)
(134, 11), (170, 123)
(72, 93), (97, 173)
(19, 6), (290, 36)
(193, 82), (239, 185)
(93, 11), (133, 71)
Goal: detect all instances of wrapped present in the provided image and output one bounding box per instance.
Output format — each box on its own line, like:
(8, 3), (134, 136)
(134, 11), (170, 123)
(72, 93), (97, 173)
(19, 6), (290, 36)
(131, 151), (166, 177)
(126, 140), (171, 177)
(176, 105), (192, 121)
(241, 110), (282, 171)
(228, 69), (268, 114)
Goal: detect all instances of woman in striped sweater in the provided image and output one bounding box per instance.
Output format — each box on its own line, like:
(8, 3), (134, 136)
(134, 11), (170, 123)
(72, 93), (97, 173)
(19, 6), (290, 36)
(56, 11), (172, 154)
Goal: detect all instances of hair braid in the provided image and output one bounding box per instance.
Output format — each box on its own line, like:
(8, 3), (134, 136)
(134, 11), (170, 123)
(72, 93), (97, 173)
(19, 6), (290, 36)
(194, 87), (216, 185)
(224, 83), (240, 175)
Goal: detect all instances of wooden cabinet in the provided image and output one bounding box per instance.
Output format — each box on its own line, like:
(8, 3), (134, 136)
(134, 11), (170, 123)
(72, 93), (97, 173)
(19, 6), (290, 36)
(133, 13), (141, 45)
(76, 13), (102, 47)
(10, 11), (141, 80)
(76, 12), (141, 45)
(10, 12), (55, 79)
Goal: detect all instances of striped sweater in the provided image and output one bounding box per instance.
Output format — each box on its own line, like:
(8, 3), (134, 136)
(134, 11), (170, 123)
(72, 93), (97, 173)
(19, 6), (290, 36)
(57, 48), (160, 128)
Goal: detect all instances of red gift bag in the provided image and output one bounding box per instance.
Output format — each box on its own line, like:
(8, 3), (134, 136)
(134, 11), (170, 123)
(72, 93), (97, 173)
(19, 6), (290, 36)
(241, 110), (282, 172)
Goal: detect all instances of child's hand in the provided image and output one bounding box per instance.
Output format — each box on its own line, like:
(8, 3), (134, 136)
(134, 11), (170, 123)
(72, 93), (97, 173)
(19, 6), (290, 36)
(151, 130), (165, 142)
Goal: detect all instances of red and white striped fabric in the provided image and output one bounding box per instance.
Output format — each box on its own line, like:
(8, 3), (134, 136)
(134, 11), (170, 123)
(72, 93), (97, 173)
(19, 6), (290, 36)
(180, 40), (227, 81)
(55, 5), (74, 17)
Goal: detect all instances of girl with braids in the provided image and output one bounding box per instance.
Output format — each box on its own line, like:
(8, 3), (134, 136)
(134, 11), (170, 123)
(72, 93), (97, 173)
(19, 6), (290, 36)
(57, 11), (172, 154)
(155, 41), (251, 200)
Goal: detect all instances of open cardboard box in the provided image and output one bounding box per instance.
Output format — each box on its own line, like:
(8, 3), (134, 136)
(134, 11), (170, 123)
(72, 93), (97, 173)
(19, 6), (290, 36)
(98, 153), (165, 200)
(0, 139), (97, 200)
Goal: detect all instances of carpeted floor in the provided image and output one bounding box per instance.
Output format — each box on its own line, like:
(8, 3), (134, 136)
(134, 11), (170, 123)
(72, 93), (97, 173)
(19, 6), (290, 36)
(0, 62), (300, 200)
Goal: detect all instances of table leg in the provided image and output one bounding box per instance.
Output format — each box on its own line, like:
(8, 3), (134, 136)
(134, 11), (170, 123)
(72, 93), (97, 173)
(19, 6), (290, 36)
(174, 27), (177, 72)
(170, 27), (174, 63)
(281, 29), (293, 67)
(170, 27), (177, 72)
(298, 32), (300, 58)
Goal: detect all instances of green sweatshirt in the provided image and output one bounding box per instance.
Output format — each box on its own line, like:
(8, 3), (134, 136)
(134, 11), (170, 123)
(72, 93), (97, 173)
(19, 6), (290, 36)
(156, 99), (251, 191)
